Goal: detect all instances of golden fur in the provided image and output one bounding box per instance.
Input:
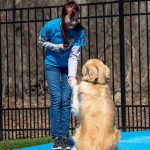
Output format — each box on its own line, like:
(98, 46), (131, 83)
(71, 59), (120, 150)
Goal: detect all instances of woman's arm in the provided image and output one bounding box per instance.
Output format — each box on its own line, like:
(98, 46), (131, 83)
(38, 35), (64, 51)
(68, 46), (81, 77)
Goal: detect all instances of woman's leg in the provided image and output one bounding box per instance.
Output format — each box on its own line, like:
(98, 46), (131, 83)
(61, 67), (72, 138)
(45, 65), (62, 138)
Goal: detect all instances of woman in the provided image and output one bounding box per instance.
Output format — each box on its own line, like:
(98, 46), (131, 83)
(38, 1), (85, 150)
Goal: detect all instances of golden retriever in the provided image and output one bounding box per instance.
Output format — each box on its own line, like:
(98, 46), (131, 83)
(71, 59), (120, 150)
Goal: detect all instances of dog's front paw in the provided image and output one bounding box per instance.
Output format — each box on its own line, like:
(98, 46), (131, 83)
(71, 104), (80, 118)
(71, 84), (80, 118)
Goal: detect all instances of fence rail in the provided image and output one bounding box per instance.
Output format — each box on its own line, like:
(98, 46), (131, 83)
(0, 0), (150, 140)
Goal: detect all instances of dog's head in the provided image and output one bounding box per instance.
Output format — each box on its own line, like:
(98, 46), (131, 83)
(82, 59), (110, 84)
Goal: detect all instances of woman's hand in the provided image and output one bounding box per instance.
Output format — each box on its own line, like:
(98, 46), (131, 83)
(57, 43), (69, 50)
(57, 43), (64, 49)
(43, 42), (64, 50)
(59, 42), (74, 50)
(68, 76), (77, 87)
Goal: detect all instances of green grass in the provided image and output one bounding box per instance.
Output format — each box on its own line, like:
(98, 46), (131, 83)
(0, 136), (52, 150)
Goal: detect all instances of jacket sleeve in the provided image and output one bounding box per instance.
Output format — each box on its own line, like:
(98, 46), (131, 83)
(68, 46), (81, 77)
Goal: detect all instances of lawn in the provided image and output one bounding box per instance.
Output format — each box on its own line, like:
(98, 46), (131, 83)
(0, 136), (52, 150)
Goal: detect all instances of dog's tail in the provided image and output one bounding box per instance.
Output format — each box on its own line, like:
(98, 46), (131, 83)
(112, 128), (120, 145)
(91, 126), (106, 150)
(93, 128), (120, 150)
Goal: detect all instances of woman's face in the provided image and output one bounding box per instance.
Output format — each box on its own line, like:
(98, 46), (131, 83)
(65, 11), (79, 29)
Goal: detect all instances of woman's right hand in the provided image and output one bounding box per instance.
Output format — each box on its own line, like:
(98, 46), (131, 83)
(43, 42), (70, 51)
(57, 43), (64, 49)
(58, 43), (70, 50)
(68, 76), (77, 87)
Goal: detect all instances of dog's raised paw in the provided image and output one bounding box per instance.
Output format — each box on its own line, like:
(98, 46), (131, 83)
(71, 104), (80, 118)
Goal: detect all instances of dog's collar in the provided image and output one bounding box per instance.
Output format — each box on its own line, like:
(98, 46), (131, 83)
(83, 79), (108, 85)
(83, 80), (101, 85)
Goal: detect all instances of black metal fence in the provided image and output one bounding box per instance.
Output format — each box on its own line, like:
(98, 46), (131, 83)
(0, 0), (150, 140)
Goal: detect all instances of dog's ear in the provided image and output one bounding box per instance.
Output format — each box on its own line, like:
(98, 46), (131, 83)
(82, 64), (90, 81)
(82, 64), (87, 78)
(104, 65), (111, 82)
(82, 65), (98, 82)
(97, 63), (111, 85)
(97, 70), (106, 85)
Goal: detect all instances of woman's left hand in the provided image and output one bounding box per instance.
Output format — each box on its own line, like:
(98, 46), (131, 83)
(68, 76), (77, 87)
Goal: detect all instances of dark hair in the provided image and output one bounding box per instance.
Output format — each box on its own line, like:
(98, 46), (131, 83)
(61, 1), (83, 45)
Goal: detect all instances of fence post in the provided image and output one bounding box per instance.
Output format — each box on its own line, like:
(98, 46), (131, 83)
(119, 1), (126, 131)
(0, 9), (3, 141)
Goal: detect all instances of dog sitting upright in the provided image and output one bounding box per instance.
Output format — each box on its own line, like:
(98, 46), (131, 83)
(71, 59), (120, 150)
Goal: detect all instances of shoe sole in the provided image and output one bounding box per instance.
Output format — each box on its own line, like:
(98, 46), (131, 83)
(52, 147), (62, 150)
(62, 148), (71, 150)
